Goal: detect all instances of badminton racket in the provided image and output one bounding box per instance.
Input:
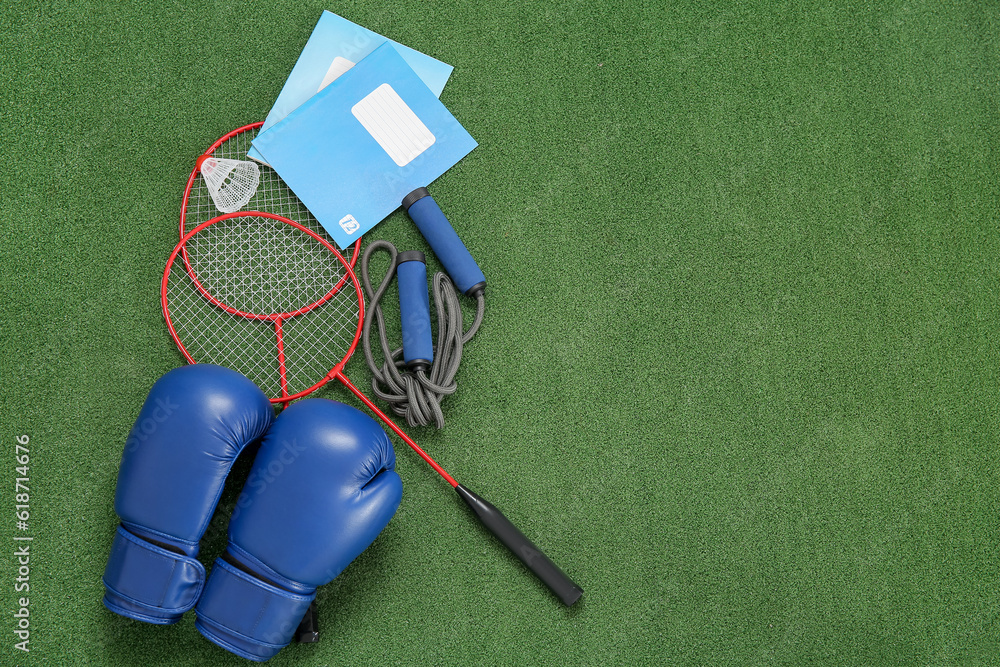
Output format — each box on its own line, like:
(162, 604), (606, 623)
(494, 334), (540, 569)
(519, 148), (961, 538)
(161, 211), (583, 605)
(179, 122), (361, 266)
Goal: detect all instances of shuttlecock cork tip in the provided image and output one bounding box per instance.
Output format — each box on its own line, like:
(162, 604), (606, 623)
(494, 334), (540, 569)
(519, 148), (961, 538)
(195, 154), (214, 173)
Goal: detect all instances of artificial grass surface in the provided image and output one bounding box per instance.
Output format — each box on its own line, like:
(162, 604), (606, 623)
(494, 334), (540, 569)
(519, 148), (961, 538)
(2, 0), (999, 664)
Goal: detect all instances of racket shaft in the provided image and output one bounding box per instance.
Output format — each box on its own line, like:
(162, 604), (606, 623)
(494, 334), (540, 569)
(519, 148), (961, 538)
(333, 372), (458, 487)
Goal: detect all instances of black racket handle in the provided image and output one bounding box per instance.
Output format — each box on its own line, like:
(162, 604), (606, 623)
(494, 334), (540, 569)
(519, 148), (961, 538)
(455, 484), (583, 606)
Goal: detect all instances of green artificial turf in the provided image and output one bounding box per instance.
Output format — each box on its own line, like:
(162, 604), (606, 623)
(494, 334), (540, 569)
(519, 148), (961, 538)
(2, 1), (999, 664)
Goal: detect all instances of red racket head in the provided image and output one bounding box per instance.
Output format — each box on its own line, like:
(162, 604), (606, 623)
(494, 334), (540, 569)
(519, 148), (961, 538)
(180, 122), (360, 265)
(162, 211), (364, 403)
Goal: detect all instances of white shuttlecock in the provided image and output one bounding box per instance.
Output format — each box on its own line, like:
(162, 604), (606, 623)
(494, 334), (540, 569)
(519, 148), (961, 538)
(196, 155), (261, 214)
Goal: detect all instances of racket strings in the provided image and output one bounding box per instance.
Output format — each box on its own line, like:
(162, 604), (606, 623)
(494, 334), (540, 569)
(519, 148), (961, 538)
(183, 126), (339, 254)
(360, 241), (485, 429)
(165, 214), (362, 401)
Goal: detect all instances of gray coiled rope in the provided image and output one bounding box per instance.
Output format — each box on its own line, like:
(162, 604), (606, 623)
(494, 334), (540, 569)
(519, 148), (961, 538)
(361, 240), (485, 428)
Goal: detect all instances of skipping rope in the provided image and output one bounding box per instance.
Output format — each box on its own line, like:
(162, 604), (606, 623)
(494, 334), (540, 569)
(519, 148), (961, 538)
(360, 240), (485, 428)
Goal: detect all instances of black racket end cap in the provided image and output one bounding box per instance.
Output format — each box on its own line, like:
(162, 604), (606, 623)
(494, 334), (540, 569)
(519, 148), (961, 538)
(397, 250), (426, 264)
(464, 282), (486, 298)
(402, 187), (430, 211)
(563, 585), (584, 607)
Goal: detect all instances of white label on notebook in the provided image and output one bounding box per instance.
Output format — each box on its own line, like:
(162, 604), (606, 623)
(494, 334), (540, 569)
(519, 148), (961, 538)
(351, 83), (436, 167)
(319, 57), (355, 92)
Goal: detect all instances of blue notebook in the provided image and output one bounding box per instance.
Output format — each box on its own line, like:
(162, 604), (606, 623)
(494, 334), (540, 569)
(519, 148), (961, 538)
(247, 11), (454, 164)
(251, 42), (478, 249)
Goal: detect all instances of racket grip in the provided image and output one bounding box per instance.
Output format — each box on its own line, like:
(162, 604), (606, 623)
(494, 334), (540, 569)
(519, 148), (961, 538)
(402, 188), (486, 297)
(396, 251), (434, 370)
(455, 484), (583, 606)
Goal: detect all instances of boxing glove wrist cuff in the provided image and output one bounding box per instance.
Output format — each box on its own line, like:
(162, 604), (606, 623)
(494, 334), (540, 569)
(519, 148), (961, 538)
(102, 525), (206, 624)
(196, 558), (315, 662)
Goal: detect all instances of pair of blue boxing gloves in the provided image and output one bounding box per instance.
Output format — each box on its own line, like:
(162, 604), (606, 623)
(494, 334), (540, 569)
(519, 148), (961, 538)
(101, 364), (403, 661)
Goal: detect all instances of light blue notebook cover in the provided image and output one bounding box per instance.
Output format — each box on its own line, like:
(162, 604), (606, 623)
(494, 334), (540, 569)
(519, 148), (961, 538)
(251, 42), (477, 249)
(247, 10), (453, 163)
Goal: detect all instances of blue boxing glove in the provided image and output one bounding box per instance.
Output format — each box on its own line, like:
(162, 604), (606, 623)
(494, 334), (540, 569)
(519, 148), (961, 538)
(195, 399), (402, 662)
(102, 364), (274, 624)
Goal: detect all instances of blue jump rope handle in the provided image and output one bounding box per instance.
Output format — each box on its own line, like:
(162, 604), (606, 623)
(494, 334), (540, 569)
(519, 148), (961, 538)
(402, 188), (486, 297)
(396, 251), (434, 370)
